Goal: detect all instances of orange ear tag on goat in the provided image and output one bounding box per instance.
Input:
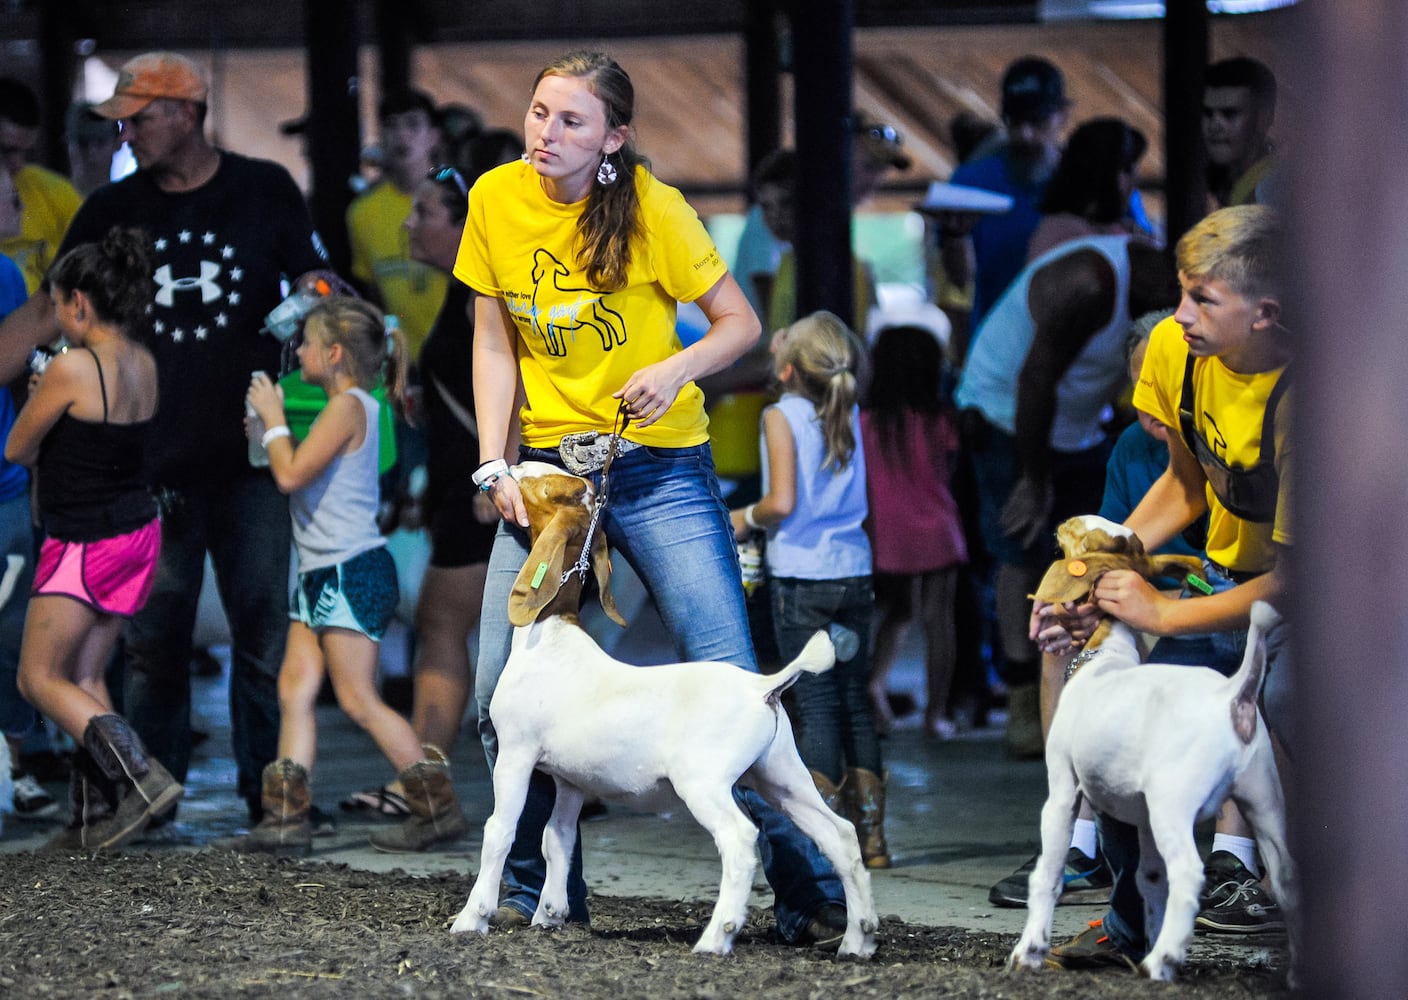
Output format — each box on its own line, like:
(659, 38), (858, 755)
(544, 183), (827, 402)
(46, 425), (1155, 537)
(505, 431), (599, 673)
(531, 562), (549, 589)
(1066, 559), (1088, 578)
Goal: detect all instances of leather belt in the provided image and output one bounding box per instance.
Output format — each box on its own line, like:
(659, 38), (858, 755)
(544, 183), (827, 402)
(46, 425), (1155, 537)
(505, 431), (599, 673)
(1205, 559), (1265, 586)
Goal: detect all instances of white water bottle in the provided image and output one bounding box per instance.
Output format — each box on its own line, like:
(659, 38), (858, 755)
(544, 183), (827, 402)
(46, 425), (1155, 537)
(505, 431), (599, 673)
(246, 372), (269, 468)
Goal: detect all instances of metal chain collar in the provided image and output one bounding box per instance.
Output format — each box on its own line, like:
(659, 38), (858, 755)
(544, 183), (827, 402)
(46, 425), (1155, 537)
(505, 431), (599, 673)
(561, 402), (632, 586)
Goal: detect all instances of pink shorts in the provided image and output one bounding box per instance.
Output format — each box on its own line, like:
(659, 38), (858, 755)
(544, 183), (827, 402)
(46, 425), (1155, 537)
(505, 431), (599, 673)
(33, 518), (161, 617)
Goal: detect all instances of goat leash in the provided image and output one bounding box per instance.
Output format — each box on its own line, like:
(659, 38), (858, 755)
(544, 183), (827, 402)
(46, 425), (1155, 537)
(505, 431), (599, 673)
(561, 401), (632, 585)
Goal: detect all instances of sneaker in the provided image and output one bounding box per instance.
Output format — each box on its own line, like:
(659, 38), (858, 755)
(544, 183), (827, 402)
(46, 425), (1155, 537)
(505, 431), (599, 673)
(988, 846), (1112, 907)
(12, 772), (60, 821)
(799, 902), (848, 949)
(1195, 850), (1285, 933)
(1046, 919), (1139, 972)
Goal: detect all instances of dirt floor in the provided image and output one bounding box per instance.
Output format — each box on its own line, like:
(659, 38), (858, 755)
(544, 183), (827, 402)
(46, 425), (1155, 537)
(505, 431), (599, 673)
(1, 851), (1292, 999)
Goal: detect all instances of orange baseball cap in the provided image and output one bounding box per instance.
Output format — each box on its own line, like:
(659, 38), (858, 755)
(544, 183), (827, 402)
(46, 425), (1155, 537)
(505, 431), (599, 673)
(93, 52), (209, 120)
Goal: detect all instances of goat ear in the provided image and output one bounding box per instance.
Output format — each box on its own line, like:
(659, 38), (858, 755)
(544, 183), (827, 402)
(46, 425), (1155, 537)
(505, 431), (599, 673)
(590, 529), (626, 626)
(1145, 554), (1207, 584)
(508, 511), (572, 626)
(1032, 558), (1098, 604)
(1031, 552), (1135, 604)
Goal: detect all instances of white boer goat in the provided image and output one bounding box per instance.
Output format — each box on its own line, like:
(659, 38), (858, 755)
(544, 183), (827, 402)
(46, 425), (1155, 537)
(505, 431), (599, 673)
(451, 462), (878, 957)
(1008, 515), (1297, 982)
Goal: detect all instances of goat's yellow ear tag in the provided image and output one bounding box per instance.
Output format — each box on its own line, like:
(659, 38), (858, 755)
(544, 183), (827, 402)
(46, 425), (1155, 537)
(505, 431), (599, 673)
(531, 562), (549, 589)
(1067, 559), (1088, 577)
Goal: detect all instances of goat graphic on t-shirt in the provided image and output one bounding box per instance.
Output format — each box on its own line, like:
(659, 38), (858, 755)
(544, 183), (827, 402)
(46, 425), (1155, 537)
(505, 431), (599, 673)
(530, 248), (627, 357)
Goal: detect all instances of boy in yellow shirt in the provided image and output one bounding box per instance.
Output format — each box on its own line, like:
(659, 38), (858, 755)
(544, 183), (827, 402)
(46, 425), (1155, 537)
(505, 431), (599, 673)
(1041, 204), (1293, 969)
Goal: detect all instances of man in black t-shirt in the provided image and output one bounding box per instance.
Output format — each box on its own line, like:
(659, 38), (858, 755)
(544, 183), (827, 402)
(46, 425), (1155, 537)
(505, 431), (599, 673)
(0, 52), (328, 825)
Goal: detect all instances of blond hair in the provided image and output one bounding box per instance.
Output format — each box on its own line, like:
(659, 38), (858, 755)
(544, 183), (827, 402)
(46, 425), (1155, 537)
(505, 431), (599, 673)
(775, 310), (861, 472)
(535, 51), (648, 292)
(305, 297), (409, 406)
(1176, 204), (1282, 300)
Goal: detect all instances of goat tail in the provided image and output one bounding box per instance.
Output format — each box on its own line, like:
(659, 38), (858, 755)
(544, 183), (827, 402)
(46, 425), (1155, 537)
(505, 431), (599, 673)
(1229, 600), (1280, 745)
(763, 630), (837, 704)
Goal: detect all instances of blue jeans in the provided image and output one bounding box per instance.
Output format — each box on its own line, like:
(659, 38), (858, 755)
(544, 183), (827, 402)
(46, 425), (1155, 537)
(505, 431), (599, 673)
(475, 443), (843, 938)
(0, 492), (37, 741)
(1097, 562), (1292, 958)
(770, 575), (880, 780)
(123, 472), (289, 813)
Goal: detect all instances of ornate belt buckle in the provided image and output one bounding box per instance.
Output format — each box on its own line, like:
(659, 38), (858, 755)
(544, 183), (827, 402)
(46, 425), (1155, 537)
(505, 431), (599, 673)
(559, 431), (609, 475)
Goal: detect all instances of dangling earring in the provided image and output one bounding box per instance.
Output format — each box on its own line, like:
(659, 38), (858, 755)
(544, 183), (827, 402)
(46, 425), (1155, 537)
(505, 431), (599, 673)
(520, 151), (530, 163)
(596, 153), (618, 186)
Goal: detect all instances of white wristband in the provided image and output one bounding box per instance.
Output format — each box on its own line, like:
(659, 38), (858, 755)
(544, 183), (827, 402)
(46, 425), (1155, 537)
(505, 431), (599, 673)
(472, 458), (509, 490)
(744, 504), (761, 530)
(260, 425), (291, 448)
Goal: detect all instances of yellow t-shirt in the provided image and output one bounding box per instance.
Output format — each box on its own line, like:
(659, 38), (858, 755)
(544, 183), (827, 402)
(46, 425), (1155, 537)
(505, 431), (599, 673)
(454, 161), (727, 449)
(346, 180), (447, 359)
(1, 165), (82, 293)
(1133, 315), (1292, 573)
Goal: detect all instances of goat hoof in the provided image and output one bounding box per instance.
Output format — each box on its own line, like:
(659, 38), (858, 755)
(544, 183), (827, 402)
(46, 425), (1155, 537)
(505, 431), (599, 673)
(691, 934), (732, 956)
(449, 909), (488, 936)
(1006, 946), (1046, 972)
(839, 932), (877, 960)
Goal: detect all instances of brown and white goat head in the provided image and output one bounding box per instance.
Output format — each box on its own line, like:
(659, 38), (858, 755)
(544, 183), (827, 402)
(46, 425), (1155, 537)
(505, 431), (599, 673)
(507, 462), (625, 628)
(1034, 515), (1206, 648)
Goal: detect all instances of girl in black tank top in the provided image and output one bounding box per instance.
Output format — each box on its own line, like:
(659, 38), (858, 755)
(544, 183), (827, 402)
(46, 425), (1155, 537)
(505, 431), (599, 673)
(4, 228), (180, 850)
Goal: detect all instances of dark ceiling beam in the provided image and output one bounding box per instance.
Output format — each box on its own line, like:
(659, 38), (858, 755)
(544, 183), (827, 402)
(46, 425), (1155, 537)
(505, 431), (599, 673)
(0, 1), (1040, 50)
(743, 2), (784, 183)
(1162, 1), (1209, 246)
(303, 0), (362, 276)
(791, 0), (856, 326)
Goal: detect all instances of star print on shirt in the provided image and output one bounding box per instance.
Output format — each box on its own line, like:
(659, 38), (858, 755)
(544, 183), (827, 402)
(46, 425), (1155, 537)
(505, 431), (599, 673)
(145, 223), (250, 345)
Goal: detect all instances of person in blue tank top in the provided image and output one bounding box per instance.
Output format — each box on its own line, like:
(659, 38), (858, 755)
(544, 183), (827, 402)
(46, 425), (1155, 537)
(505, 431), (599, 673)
(222, 297), (467, 856)
(729, 310), (889, 869)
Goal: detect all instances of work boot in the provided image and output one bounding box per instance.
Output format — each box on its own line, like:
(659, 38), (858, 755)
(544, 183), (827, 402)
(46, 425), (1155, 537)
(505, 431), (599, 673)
(81, 714), (183, 850)
(40, 749), (118, 852)
(215, 758), (313, 857)
(1004, 683), (1045, 760)
(368, 753), (469, 853)
(810, 769), (843, 813)
(842, 766), (892, 869)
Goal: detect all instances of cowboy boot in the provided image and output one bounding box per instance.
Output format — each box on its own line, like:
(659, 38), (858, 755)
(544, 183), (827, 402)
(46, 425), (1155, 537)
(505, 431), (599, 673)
(40, 748), (117, 852)
(215, 759), (313, 857)
(842, 767), (892, 869)
(810, 768), (843, 814)
(82, 714), (183, 850)
(367, 752), (469, 853)
(1004, 682), (1045, 760)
